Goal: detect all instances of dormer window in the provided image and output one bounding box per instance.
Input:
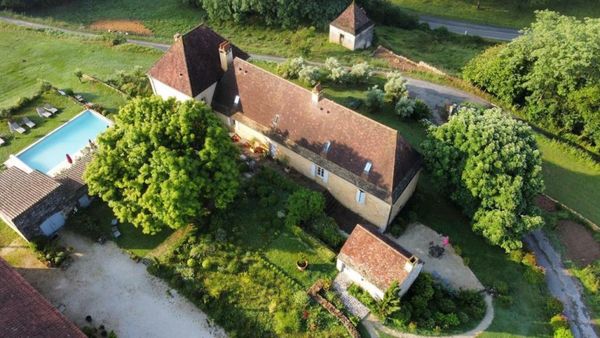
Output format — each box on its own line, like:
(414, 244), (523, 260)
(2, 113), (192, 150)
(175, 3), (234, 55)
(363, 161), (372, 174)
(272, 114), (280, 126)
(323, 141), (331, 154)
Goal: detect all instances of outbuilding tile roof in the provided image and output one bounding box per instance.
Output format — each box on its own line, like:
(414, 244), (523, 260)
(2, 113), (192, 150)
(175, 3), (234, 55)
(338, 224), (417, 292)
(147, 25), (249, 97)
(0, 258), (86, 338)
(0, 167), (61, 220)
(228, 58), (420, 198)
(330, 2), (373, 35)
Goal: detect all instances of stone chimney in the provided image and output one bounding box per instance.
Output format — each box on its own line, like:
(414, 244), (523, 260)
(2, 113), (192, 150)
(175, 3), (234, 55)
(219, 41), (233, 72)
(173, 33), (181, 41)
(312, 83), (323, 104)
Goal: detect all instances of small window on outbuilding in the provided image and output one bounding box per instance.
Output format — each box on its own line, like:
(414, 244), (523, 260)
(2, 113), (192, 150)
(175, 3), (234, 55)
(356, 189), (366, 204)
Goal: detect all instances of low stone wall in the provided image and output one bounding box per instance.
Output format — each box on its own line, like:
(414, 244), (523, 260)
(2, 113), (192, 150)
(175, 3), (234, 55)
(308, 280), (361, 338)
(372, 46), (447, 76)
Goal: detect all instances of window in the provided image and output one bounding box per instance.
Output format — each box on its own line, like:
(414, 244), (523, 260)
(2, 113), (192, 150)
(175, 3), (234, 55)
(234, 95), (240, 105)
(316, 166), (326, 179)
(363, 161), (372, 175)
(356, 189), (366, 204)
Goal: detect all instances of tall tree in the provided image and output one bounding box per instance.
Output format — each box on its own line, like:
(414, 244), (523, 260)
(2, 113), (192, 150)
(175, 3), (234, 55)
(422, 106), (544, 251)
(85, 97), (240, 234)
(464, 11), (600, 152)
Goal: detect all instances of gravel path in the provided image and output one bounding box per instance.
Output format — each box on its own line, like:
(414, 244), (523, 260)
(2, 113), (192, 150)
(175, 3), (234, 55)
(525, 230), (597, 338)
(18, 231), (225, 338)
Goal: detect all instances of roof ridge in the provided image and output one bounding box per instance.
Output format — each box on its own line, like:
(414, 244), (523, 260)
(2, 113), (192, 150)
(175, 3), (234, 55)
(355, 224), (414, 260)
(234, 58), (398, 135)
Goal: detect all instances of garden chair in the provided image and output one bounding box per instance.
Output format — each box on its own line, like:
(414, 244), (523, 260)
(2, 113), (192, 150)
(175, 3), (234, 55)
(21, 117), (36, 128)
(43, 103), (59, 114)
(75, 95), (85, 103)
(112, 225), (121, 239)
(36, 107), (52, 118)
(8, 121), (25, 134)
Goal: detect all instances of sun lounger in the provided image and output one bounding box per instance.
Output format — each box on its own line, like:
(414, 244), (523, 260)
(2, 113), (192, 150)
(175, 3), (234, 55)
(8, 121), (25, 134)
(43, 104), (59, 114)
(0, 137), (5, 146)
(74, 95), (85, 103)
(21, 117), (36, 128)
(36, 107), (52, 118)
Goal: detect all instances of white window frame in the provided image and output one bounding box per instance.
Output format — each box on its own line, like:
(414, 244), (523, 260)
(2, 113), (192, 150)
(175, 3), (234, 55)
(316, 166), (326, 179)
(356, 189), (366, 204)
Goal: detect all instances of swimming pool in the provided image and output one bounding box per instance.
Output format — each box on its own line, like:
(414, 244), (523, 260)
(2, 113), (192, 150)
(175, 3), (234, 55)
(16, 110), (111, 174)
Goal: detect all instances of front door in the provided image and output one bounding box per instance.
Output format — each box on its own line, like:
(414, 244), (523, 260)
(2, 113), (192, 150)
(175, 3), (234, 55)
(339, 34), (345, 44)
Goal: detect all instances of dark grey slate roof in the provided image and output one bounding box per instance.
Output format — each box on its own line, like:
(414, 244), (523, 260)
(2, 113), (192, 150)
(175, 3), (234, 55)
(0, 167), (61, 220)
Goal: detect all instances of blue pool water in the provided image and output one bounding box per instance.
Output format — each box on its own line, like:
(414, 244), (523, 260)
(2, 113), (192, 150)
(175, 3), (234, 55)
(18, 110), (111, 174)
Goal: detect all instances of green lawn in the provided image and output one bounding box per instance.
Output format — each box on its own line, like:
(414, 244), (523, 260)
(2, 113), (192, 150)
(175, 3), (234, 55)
(67, 201), (173, 257)
(536, 136), (600, 226)
(0, 91), (89, 163)
(0, 221), (19, 247)
(376, 26), (495, 75)
(0, 22), (160, 108)
(392, 0), (600, 29)
(7, 0), (491, 74)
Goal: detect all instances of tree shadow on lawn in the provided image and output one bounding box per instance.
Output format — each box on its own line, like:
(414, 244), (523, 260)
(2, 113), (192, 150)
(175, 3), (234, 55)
(67, 200), (172, 258)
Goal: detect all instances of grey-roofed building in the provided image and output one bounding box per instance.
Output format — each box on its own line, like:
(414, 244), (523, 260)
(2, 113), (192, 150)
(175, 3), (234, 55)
(0, 156), (93, 240)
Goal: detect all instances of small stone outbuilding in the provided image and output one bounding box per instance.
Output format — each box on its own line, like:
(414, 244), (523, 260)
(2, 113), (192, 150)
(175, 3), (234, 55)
(329, 2), (374, 50)
(337, 224), (423, 300)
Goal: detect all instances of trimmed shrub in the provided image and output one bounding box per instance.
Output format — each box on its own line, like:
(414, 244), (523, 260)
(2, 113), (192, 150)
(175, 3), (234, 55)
(298, 65), (322, 86)
(285, 188), (325, 227)
(325, 57), (348, 84)
(550, 314), (569, 330)
(395, 96), (416, 119)
(554, 327), (574, 338)
(308, 215), (345, 249)
(348, 62), (372, 84)
(277, 57), (305, 79)
(365, 85), (385, 113)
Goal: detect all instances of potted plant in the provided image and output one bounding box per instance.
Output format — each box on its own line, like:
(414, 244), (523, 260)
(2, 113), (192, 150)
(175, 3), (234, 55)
(296, 255), (309, 271)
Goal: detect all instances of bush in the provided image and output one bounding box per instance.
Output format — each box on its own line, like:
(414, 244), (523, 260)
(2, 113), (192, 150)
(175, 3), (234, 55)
(384, 72), (408, 103)
(308, 215), (345, 249)
(365, 85), (385, 113)
(298, 65), (322, 86)
(395, 96), (416, 119)
(546, 297), (564, 316)
(348, 62), (372, 84)
(554, 327), (574, 338)
(413, 99), (431, 119)
(277, 57), (305, 79)
(573, 261), (600, 293)
(273, 310), (302, 335)
(106, 66), (152, 97)
(101, 32), (127, 46)
(285, 188), (325, 227)
(550, 314), (569, 330)
(325, 57), (348, 84)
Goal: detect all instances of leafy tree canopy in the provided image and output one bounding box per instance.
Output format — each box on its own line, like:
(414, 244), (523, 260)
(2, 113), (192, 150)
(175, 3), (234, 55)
(464, 10), (600, 152)
(85, 97), (240, 234)
(422, 106), (544, 251)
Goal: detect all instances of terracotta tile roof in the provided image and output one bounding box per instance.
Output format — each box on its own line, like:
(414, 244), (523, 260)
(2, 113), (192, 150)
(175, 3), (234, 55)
(147, 25), (249, 97)
(0, 167), (61, 220)
(331, 2), (373, 35)
(338, 224), (418, 292)
(227, 58), (420, 198)
(0, 258), (86, 338)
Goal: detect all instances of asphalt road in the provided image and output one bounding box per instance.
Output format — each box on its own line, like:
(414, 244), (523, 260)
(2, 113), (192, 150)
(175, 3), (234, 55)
(420, 15), (521, 41)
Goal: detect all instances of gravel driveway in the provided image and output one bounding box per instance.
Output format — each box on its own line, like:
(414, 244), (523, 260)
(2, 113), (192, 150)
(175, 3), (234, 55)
(18, 231), (225, 338)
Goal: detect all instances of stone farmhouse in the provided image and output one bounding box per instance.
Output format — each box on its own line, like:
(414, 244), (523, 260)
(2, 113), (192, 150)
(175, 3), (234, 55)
(148, 25), (421, 232)
(337, 224), (422, 299)
(329, 2), (374, 50)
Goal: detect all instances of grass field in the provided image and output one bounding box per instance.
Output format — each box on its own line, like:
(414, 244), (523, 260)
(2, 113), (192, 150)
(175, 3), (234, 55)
(392, 0), (600, 29)
(6, 0), (493, 75)
(0, 22), (160, 108)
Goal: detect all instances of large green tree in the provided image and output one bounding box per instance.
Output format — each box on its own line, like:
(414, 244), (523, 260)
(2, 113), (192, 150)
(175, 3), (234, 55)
(422, 107), (544, 251)
(85, 97), (239, 234)
(464, 11), (600, 153)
